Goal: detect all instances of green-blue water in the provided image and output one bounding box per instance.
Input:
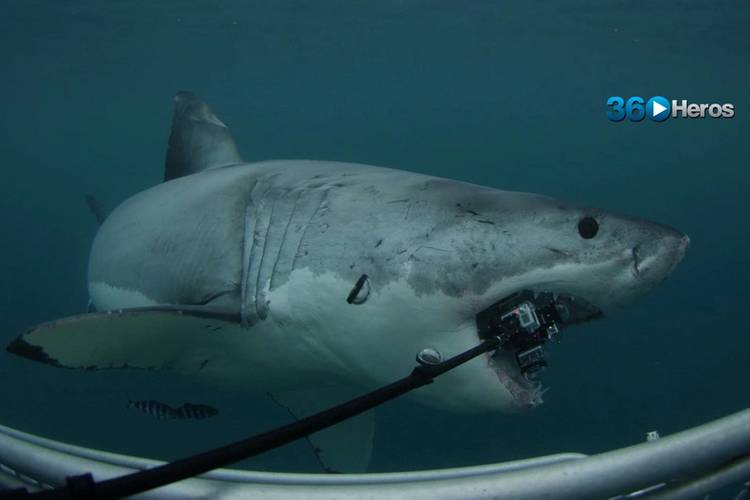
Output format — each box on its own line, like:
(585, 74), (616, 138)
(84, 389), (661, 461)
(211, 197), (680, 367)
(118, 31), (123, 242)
(1, 0), (748, 477)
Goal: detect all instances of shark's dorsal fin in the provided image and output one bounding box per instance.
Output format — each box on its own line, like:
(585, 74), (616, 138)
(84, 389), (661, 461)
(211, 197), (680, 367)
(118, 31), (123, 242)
(164, 91), (242, 182)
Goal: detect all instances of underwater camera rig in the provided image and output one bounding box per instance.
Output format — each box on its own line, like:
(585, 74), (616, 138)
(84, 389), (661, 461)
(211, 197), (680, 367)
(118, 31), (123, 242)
(4, 292), (750, 499)
(475, 291), (565, 376)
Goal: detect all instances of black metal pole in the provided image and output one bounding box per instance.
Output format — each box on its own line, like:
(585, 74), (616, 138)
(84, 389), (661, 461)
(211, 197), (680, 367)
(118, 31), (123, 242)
(23, 337), (500, 500)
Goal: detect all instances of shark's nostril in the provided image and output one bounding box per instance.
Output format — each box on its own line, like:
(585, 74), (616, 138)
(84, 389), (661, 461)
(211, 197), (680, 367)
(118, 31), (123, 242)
(632, 246), (641, 276)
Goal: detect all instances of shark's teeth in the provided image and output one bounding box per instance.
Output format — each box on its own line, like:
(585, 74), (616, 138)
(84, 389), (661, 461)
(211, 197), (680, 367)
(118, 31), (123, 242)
(488, 350), (545, 409)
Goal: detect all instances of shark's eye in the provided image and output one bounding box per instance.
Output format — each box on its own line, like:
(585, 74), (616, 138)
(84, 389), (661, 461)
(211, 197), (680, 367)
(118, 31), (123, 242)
(578, 217), (599, 239)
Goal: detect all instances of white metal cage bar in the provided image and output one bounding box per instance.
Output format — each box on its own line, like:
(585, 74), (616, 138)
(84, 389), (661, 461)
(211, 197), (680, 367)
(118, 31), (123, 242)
(1, 408), (749, 499)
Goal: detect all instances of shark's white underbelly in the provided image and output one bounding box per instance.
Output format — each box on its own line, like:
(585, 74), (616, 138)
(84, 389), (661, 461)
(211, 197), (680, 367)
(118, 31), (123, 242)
(89, 267), (513, 412)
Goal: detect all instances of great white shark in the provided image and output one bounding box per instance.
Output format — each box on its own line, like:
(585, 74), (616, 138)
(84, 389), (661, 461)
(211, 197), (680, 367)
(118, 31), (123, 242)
(7, 92), (688, 471)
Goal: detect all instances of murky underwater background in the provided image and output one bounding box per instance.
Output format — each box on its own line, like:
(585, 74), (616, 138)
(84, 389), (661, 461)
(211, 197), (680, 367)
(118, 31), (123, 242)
(1, 0), (748, 476)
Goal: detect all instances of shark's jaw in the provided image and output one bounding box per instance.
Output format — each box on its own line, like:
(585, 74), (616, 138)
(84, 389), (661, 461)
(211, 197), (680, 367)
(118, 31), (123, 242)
(479, 292), (603, 409)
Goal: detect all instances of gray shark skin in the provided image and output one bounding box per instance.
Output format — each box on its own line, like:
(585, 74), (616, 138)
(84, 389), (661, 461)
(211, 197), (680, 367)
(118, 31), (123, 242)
(8, 92), (689, 416)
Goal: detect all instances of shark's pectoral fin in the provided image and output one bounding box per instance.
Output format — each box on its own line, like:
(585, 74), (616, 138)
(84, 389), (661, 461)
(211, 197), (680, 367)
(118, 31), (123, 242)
(164, 91), (243, 181)
(6, 307), (241, 371)
(269, 387), (376, 473)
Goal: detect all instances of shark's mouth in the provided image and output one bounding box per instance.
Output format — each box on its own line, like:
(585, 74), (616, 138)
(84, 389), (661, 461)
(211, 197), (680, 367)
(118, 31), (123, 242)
(490, 350), (547, 408)
(479, 292), (602, 408)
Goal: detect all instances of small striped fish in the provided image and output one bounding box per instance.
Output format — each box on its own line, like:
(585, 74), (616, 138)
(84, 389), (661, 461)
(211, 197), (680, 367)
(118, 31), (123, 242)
(127, 400), (219, 420)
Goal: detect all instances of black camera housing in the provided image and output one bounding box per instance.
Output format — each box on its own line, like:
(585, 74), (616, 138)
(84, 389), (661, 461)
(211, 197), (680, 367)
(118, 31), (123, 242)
(475, 291), (564, 375)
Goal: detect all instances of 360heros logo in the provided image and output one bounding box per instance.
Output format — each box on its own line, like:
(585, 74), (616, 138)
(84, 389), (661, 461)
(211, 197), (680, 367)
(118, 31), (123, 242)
(607, 96), (735, 122)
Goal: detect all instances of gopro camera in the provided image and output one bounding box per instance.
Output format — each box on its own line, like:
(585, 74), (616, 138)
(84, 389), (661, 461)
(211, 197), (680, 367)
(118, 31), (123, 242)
(475, 291), (565, 376)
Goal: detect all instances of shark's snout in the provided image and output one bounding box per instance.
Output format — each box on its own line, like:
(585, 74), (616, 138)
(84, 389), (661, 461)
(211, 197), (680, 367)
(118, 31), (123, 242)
(673, 233), (690, 262)
(632, 226), (689, 283)
(665, 232), (690, 275)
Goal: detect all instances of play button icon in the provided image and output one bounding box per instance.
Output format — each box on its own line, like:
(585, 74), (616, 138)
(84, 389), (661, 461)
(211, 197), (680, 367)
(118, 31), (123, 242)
(647, 96), (671, 122)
